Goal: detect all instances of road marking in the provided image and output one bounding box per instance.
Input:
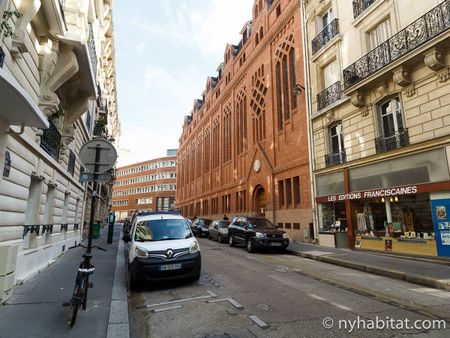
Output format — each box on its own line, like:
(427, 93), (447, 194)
(249, 315), (269, 329)
(411, 288), (450, 299)
(245, 255), (265, 262)
(330, 302), (353, 311)
(138, 294), (211, 309)
(303, 250), (334, 256)
(207, 298), (244, 309)
(207, 290), (218, 297)
(309, 294), (325, 301)
(151, 305), (182, 313)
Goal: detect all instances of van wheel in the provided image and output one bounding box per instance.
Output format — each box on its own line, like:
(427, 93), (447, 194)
(127, 267), (138, 290)
(229, 235), (235, 247)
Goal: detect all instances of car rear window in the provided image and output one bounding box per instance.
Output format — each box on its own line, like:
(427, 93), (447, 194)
(134, 219), (192, 241)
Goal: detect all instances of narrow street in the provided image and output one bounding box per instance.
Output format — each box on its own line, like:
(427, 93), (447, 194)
(129, 239), (450, 338)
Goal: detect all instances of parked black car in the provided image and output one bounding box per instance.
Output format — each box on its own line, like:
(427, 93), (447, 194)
(228, 216), (289, 252)
(192, 218), (212, 237)
(208, 220), (230, 243)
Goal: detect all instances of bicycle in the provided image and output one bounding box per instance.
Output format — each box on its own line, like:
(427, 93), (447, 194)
(63, 243), (106, 327)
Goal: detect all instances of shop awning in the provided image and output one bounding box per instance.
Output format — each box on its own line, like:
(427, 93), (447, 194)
(0, 67), (49, 129)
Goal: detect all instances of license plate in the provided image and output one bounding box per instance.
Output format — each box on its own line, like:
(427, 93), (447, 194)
(269, 242), (282, 246)
(159, 263), (182, 271)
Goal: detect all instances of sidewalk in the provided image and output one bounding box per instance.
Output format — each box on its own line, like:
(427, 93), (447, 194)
(0, 224), (128, 338)
(287, 241), (450, 291)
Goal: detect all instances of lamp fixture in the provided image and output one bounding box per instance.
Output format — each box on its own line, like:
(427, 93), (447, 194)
(291, 83), (305, 96)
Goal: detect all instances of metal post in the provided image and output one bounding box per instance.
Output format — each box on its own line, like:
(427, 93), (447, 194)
(87, 145), (101, 254)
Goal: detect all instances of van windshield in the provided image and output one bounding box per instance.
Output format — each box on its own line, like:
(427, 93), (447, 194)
(134, 219), (192, 242)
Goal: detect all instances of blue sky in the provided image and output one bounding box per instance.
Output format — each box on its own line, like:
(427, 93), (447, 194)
(114, 0), (254, 166)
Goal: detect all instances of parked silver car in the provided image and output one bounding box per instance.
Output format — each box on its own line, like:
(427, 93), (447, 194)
(208, 220), (230, 243)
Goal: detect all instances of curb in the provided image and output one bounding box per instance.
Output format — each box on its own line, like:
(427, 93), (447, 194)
(287, 249), (450, 292)
(107, 233), (130, 338)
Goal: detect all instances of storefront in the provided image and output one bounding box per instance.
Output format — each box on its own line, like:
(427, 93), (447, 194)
(315, 148), (450, 257)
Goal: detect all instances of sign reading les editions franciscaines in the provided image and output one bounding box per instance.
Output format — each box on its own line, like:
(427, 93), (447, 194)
(326, 186), (418, 202)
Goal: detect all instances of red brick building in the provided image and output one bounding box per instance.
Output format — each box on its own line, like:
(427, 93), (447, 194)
(177, 0), (313, 241)
(112, 150), (177, 220)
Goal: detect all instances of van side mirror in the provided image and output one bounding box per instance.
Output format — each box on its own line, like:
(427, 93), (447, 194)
(122, 234), (131, 242)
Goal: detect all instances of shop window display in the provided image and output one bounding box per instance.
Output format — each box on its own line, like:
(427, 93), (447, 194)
(355, 193), (434, 239)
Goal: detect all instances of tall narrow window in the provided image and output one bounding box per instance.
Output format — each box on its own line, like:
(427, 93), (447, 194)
(278, 180), (285, 207)
(379, 96), (404, 137)
(285, 178), (292, 207)
(329, 123), (344, 155)
(282, 55), (290, 120)
(367, 18), (391, 50)
(323, 60), (338, 89)
(293, 176), (300, 205)
(289, 48), (297, 109)
(276, 62), (283, 130)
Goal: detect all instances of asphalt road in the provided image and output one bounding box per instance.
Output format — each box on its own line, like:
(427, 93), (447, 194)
(128, 238), (450, 338)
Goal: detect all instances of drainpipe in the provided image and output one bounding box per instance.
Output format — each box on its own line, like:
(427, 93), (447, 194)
(300, 0), (319, 243)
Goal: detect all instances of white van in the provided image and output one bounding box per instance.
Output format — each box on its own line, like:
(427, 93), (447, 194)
(123, 212), (201, 286)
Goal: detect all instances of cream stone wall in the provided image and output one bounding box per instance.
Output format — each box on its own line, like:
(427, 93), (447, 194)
(0, 0), (119, 301)
(303, 0), (450, 242)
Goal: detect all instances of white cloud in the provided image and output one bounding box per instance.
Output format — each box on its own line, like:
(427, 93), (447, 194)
(135, 0), (253, 55)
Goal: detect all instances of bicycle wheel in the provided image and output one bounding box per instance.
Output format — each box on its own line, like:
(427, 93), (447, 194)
(70, 288), (81, 327)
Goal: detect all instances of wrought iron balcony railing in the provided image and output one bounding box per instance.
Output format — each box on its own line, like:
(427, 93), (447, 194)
(344, 0), (450, 89)
(353, 0), (377, 19)
(88, 24), (98, 80)
(40, 120), (61, 161)
(312, 19), (339, 55)
(317, 81), (341, 111)
(375, 129), (409, 153)
(325, 150), (346, 167)
(0, 47), (5, 68)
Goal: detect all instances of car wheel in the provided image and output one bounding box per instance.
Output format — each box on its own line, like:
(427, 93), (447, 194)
(192, 270), (201, 282)
(229, 235), (235, 247)
(218, 234), (222, 243)
(246, 239), (254, 253)
(208, 234), (212, 240)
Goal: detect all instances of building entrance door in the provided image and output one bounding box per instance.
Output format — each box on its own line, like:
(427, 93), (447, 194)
(254, 186), (266, 216)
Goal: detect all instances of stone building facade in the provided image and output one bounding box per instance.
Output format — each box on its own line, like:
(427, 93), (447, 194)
(302, 0), (450, 256)
(0, 0), (120, 302)
(177, 0), (313, 242)
(112, 152), (177, 220)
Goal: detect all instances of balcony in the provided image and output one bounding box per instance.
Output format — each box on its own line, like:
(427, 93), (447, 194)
(88, 24), (98, 81)
(352, 0), (377, 19)
(325, 150), (346, 167)
(344, 0), (450, 89)
(312, 19), (339, 55)
(317, 81), (341, 111)
(40, 120), (61, 161)
(375, 129), (409, 153)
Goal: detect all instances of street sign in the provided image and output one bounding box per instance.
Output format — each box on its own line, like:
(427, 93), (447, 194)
(79, 139), (117, 173)
(80, 172), (112, 183)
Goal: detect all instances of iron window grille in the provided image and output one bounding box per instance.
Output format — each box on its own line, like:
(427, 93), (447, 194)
(375, 129), (409, 153)
(325, 150), (347, 167)
(344, 0), (450, 88)
(40, 120), (61, 161)
(352, 0), (377, 19)
(312, 19), (339, 55)
(317, 81), (341, 111)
